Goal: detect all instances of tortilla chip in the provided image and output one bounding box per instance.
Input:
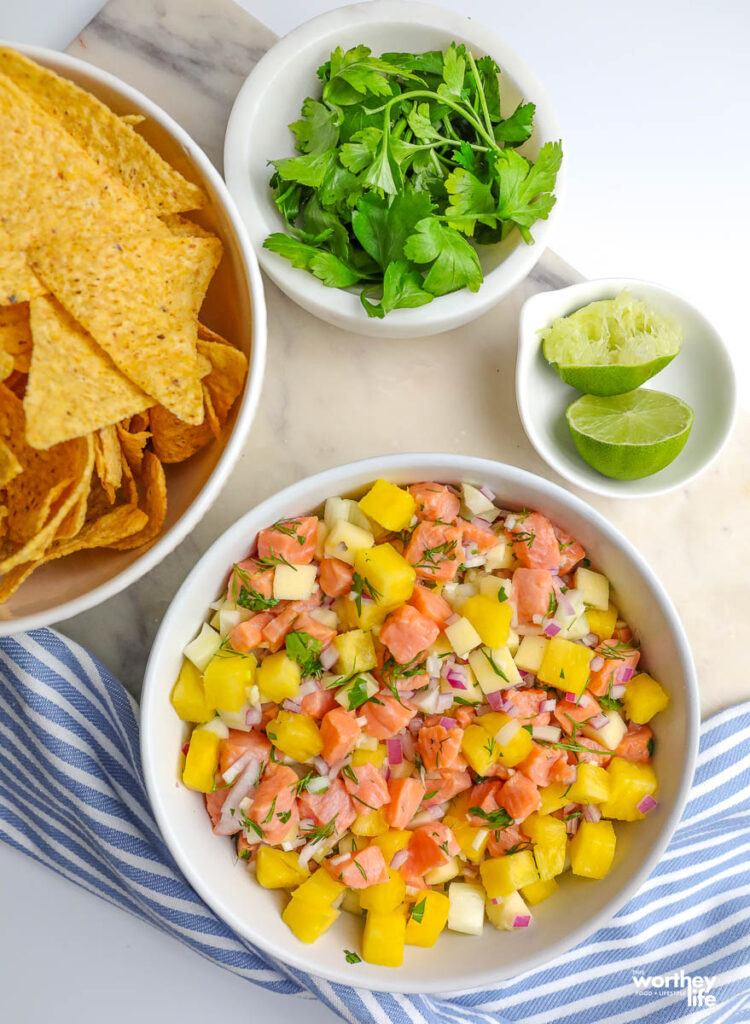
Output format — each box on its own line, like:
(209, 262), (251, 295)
(204, 390), (221, 440)
(28, 234), (222, 425)
(24, 296), (153, 449)
(0, 439), (21, 488)
(197, 337), (248, 422)
(94, 425), (123, 503)
(111, 450), (166, 550)
(149, 387), (218, 464)
(0, 225), (47, 305)
(0, 302), (32, 374)
(162, 214), (216, 239)
(0, 506), (8, 542)
(120, 454), (139, 506)
(0, 351), (12, 381)
(120, 114), (145, 127)
(129, 411), (150, 434)
(0, 48), (205, 215)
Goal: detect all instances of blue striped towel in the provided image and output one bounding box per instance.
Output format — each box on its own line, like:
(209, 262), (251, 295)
(0, 629), (748, 1023)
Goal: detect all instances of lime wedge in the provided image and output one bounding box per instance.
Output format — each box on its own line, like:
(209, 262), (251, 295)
(566, 390), (694, 480)
(542, 290), (683, 395)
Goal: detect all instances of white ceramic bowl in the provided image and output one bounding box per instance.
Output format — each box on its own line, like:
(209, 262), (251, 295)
(517, 278), (737, 499)
(141, 453), (698, 993)
(224, 0), (563, 339)
(0, 44), (267, 635)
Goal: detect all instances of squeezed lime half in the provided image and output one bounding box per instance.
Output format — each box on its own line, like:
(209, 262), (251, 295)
(542, 290), (683, 395)
(566, 390), (694, 480)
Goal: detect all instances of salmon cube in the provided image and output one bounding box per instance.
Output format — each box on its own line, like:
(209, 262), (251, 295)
(300, 687), (338, 720)
(518, 742), (575, 787)
(513, 568), (555, 625)
(554, 528), (586, 574)
(320, 707), (361, 764)
(405, 521), (463, 582)
(227, 558), (274, 602)
(408, 482), (459, 523)
(509, 512), (561, 571)
(422, 769), (472, 806)
(298, 778), (356, 834)
(324, 845), (389, 888)
(498, 771), (541, 821)
(615, 722), (653, 763)
(218, 728), (271, 777)
(380, 604), (440, 665)
(554, 692), (601, 734)
(319, 557), (354, 598)
(588, 643), (640, 697)
(486, 824), (527, 857)
(361, 694), (416, 739)
(384, 777), (425, 828)
(257, 516), (318, 566)
(416, 725), (463, 771)
(504, 687), (551, 726)
(409, 583), (453, 625)
(228, 612), (273, 653)
(461, 519), (497, 554)
(248, 764), (298, 845)
(343, 760), (390, 811)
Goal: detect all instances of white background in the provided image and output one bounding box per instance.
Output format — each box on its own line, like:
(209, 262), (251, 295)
(1, 2), (748, 1022)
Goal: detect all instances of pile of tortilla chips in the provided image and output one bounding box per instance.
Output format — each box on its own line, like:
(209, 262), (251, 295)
(0, 48), (249, 603)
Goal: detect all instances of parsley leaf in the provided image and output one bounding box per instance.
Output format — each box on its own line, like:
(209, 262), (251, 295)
(285, 630), (324, 678)
(264, 234), (363, 288)
(352, 191), (434, 269)
(323, 45), (412, 106)
(493, 141), (563, 241)
(404, 217), (482, 296)
(469, 805), (513, 828)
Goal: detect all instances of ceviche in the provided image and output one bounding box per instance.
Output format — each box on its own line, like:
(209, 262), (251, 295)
(171, 479), (669, 967)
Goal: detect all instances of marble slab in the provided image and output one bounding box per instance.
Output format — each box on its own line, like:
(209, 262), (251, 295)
(61, 0), (748, 719)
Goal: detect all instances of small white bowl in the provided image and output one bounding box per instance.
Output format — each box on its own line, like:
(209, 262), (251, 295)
(224, 0), (563, 339)
(0, 44), (267, 634)
(141, 453), (698, 993)
(517, 278), (737, 499)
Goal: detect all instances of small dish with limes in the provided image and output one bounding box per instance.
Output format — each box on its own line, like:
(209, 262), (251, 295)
(516, 278), (736, 499)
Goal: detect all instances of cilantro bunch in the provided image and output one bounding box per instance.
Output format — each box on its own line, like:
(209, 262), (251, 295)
(264, 43), (562, 318)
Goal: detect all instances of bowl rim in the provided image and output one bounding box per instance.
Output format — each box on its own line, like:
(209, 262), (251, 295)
(0, 42), (267, 636)
(223, 0), (565, 338)
(141, 452), (700, 993)
(516, 276), (738, 499)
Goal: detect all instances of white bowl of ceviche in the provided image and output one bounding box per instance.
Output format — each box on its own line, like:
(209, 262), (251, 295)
(141, 454), (698, 992)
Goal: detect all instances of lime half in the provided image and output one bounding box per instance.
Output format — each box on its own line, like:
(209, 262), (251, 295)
(566, 390), (694, 480)
(542, 290), (683, 395)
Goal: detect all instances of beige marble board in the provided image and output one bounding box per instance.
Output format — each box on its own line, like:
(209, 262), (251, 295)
(60, 0), (748, 719)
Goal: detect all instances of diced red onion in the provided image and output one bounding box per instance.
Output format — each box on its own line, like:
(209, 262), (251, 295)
(312, 755), (329, 775)
(566, 817), (579, 836)
(583, 804), (602, 823)
(435, 692), (455, 713)
(320, 645), (338, 670)
(491, 896), (502, 905)
(282, 698), (302, 713)
(637, 795), (658, 814)
(222, 748), (255, 785)
(181, 741), (190, 756)
(590, 656), (605, 671)
(471, 516), (493, 530)
(532, 614), (543, 625)
(617, 666), (635, 683)
(215, 759), (262, 835)
(401, 730), (416, 761)
(552, 579), (574, 617)
(387, 737), (403, 765)
(611, 684), (626, 700)
(390, 849), (409, 870)
(543, 620), (561, 638)
(446, 672), (467, 691)
(582, 632), (600, 647)
(479, 485), (496, 501)
(244, 706), (262, 727)
(589, 714), (610, 729)
(439, 716), (458, 730)
(498, 698), (519, 716)
(408, 716), (422, 734)
(486, 690), (504, 712)
(298, 677), (321, 698)
(409, 803), (445, 826)
(563, 803), (577, 815)
(565, 691), (577, 702)
(513, 915), (531, 928)
(540, 698), (557, 712)
(399, 689), (415, 700)
(320, 595), (335, 609)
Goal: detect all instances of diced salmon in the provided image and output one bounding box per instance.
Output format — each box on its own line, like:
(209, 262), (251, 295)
(405, 521), (463, 582)
(504, 687), (552, 726)
(518, 742), (575, 786)
(293, 611), (337, 649)
(228, 612), (273, 653)
(226, 558), (274, 602)
(324, 845), (388, 888)
(236, 834), (257, 862)
(409, 583), (453, 625)
(300, 687), (338, 720)
(416, 724), (463, 771)
(616, 723), (653, 763)
(218, 729), (271, 777)
(408, 482), (459, 523)
(554, 528), (586, 574)
(455, 706), (477, 729)
(298, 778), (356, 835)
(343, 761), (390, 811)
(588, 643), (640, 697)
(320, 708), (361, 764)
(422, 768), (472, 806)
(513, 568), (555, 625)
(247, 764), (298, 845)
(257, 516), (318, 566)
(319, 557), (353, 597)
(498, 771), (541, 821)
(462, 519), (498, 554)
(362, 694), (416, 739)
(613, 625), (633, 644)
(413, 822), (459, 858)
(509, 512), (561, 571)
(205, 788), (229, 831)
(554, 692), (602, 734)
(380, 604), (440, 665)
(569, 735), (612, 767)
(487, 824), (527, 857)
(384, 777), (425, 828)
(466, 780), (502, 825)
(376, 647), (430, 692)
(401, 828), (449, 883)
(261, 604), (300, 652)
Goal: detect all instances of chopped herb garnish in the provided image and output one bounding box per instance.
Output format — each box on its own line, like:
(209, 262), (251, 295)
(292, 770), (314, 795)
(410, 897), (427, 924)
(469, 805), (512, 828)
(238, 585), (280, 612)
(511, 530), (536, 549)
(270, 519), (306, 544)
(302, 815), (338, 844)
(342, 764), (358, 784)
(262, 796), (278, 823)
(482, 648), (508, 682)
(563, 809), (583, 821)
(240, 812), (265, 839)
(344, 949), (362, 964)
(354, 858), (368, 880)
(497, 588), (508, 603)
(277, 809), (292, 824)
(285, 629), (324, 678)
(504, 840), (533, 854)
(547, 590), (558, 618)
(415, 540), (457, 571)
(256, 548), (297, 571)
(423, 789), (439, 801)
(483, 736), (496, 757)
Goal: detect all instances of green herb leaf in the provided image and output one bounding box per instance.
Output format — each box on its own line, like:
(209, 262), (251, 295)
(263, 234), (363, 288)
(493, 141), (563, 241)
(352, 191), (433, 269)
(344, 949), (362, 964)
(289, 97), (341, 154)
(360, 259), (433, 318)
(469, 805), (513, 828)
(323, 45), (411, 106)
(404, 217), (482, 296)
(494, 101), (536, 144)
(410, 897), (427, 924)
(285, 630), (324, 678)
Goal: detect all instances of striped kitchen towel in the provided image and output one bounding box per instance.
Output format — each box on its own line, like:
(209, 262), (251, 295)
(0, 629), (748, 1024)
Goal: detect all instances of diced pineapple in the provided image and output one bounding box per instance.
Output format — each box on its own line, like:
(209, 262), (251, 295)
(538, 781), (571, 815)
(183, 622), (222, 671)
(461, 723), (500, 775)
(256, 846), (310, 889)
(341, 889), (363, 916)
(203, 651), (257, 713)
(266, 710), (323, 762)
(521, 813), (567, 846)
(533, 842), (567, 881)
(308, 607), (339, 630)
(424, 856), (461, 885)
(624, 673), (669, 724)
(447, 881), (486, 935)
(324, 520), (375, 566)
(442, 581), (478, 611)
(182, 727), (220, 792)
(568, 763), (611, 805)
(351, 742), (386, 768)
(537, 636), (594, 696)
(514, 635), (549, 673)
(451, 821), (490, 863)
(324, 496), (351, 528)
(282, 896), (339, 943)
(461, 594), (514, 648)
(257, 651), (301, 703)
(461, 483), (495, 516)
(485, 890), (532, 930)
(469, 646), (522, 695)
(600, 757), (657, 821)
(569, 819), (616, 878)
(351, 807), (389, 837)
(480, 851), (538, 898)
(333, 628), (377, 674)
(477, 711), (533, 766)
(314, 519), (328, 560)
(359, 479), (416, 532)
(170, 658), (215, 723)
(521, 877), (559, 905)
(484, 540), (515, 570)
(360, 869), (405, 912)
(293, 867), (345, 906)
(405, 889), (450, 947)
(354, 543), (416, 607)
(586, 603), (618, 641)
(273, 563), (317, 601)
(445, 615), (482, 658)
(370, 829), (411, 863)
(334, 595), (388, 631)
(575, 567), (610, 611)
(362, 907), (407, 966)
(426, 632), (454, 658)
(581, 709), (627, 752)
(337, 833), (369, 855)
(335, 671), (379, 711)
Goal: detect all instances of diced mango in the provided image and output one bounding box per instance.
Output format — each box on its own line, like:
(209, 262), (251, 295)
(469, 646), (523, 695)
(182, 727), (220, 792)
(600, 757), (657, 820)
(282, 895), (339, 942)
(256, 846), (310, 889)
(569, 819), (616, 879)
(624, 673), (669, 724)
(354, 543), (416, 608)
(533, 841), (567, 881)
(333, 628), (377, 675)
(170, 658), (215, 723)
(359, 479), (416, 532)
(521, 813), (567, 846)
(586, 603), (618, 641)
(521, 877), (559, 905)
(460, 723), (500, 775)
(538, 782), (571, 816)
(445, 615), (482, 658)
(257, 651), (301, 702)
(405, 890), (450, 947)
(334, 595), (389, 631)
(537, 636), (594, 696)
(292, 867), (346, 906)
(370, 829), (411, 863)
(351, 807), (389, 837)
(352, 743), (386, 768)
(452, 821), (490, 863)
(203, 651), (256, 713)
(266, 710), (323, 762)
(360, 869), (405, 912)
(568, 763), (611, 805)
(480, 851), (538, 898)
(324, 520), (374, 566)
(477, 711), (533, 767)
(362, 908), (407, 966)
(461, 595), (513, 649)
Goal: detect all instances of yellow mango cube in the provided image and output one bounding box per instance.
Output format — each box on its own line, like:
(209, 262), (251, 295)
(170, 658), (215, 723)
(333, 628), (377, 674)
(370, 829), (411, 863)
(537, 636), (594, 696)
(257, 651), (301, 703)
(352, 743), (386, 768)
(452, 821), (490, 863)
(538, 782), (571, 816)
(266, 710), (323, 762)
(362, 908), (407, 967)
(292, 867), (345, 906)
(521, 813), (567, 846)
(568, 763), (612, 805)
(460, 723), (500, 775)
(586, 603), (618, 641)
(360, 869), (406, 912)
(461, 595), (513, 648)
(359, 479), (416, 532)
(600, 757), (657, 821)
(203, 651), (256, 713)
(477, 711), (533, 767)
(569, 819), (617, 878)
(354, 543), (416, 608)
(282, 895), (339, 943)
(182, 727), (220, 793)
(624, 673), (670, 724)
(405, 890), (450, 948)
(256, 846), (310, 889)
(533, 841), (567, 881)
(333, 595), (388, 631)
(521, 877), (559, 905)
(351, 808), (389, 837)
(480, 851), (538, 898)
